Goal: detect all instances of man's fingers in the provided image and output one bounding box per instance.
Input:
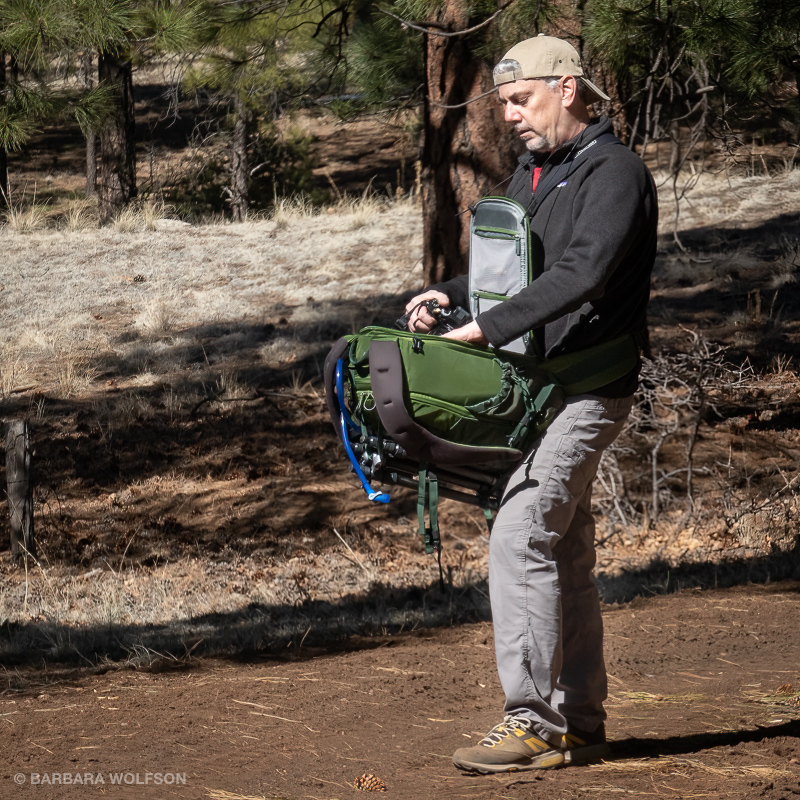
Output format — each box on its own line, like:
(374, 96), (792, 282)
(405, 291), (449, 312)
(410, 309), (436, 332)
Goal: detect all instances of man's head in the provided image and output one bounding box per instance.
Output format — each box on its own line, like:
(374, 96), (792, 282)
(493, 35), (609, 153)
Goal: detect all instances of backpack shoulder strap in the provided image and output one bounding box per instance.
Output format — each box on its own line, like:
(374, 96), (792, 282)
(545, 334), (639, 395)
(324, 336), (353, 435)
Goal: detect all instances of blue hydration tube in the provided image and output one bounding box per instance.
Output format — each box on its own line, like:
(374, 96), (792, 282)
(335, 359), (390, 504)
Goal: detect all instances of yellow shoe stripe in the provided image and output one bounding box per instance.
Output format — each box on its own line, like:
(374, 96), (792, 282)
(523, 735), (548, 750)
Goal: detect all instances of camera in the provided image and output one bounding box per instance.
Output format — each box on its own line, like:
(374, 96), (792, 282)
(395, 298), (472, 334)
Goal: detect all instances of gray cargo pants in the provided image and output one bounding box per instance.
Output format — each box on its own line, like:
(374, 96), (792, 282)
(488, 393), (633, 746)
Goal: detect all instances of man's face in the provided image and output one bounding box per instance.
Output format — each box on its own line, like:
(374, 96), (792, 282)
(498, 78), (566, 153)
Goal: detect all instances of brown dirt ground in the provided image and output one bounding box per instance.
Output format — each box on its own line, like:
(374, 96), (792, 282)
(2, 584), (799, 799)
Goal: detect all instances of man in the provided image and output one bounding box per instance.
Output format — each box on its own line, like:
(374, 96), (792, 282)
(404, 35), (658, 773)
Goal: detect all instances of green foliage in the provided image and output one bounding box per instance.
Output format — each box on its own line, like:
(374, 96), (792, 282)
(182, 0), (347, 215)
(584, 0), (800, 149)
(345, 12), (424, 105)
(331, 0), (562, 116)
(0, 104), (35, 152)
(70, 84), (118, 135)
(483, 0), (563, 62)
(251, 124), (322, 204)
(70, 0), (140, 54)
(138, 0), (211, 53)
(721, 0), (800, 97)
(0, 83), (56, 152)
(0, 0), (71, 70)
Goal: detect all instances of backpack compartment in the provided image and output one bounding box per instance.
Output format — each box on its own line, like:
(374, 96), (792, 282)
(342, 327), (563, 458)
(469, 197), (536, 355)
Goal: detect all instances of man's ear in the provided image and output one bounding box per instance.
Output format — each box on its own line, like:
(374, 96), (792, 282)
(561, 76), (578, 107)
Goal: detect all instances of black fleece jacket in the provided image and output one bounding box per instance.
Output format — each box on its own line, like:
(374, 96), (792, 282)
(432, 116), (658, 397)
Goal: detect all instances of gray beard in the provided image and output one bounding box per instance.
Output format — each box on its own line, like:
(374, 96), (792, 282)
(524, 133), (554, 152)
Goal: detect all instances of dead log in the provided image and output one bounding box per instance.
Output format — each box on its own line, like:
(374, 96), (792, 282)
(5, 419), (35, 562)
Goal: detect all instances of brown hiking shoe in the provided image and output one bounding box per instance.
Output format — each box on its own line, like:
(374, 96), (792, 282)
(452, 715), (565, 774)
(561, 722), (610, 765)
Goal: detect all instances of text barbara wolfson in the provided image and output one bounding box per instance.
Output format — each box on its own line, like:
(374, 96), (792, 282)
(15, 772), (187, 786)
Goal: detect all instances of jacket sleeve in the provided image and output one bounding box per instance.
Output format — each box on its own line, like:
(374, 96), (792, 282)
(427, 274), (470, 311)
(476, 152), (654, 348)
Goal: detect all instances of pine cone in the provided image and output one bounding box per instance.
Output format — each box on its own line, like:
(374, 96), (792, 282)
(353, 773), (387, 792)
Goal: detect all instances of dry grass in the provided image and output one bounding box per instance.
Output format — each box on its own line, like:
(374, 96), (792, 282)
(270, 194), (316, 230)
(744, 684), (800, 707)
(55, 345), (98, 396)
(0, 346), (27, 397)
(0, 197), (423, 401)
(332, 183), (392, 230)
(589, 757), (793, 778)
(655, 166), (800, 236)
(617, 691), (707, 704)
(136, 298), (174, 336)
(3, 192), (50, 232)
(113, 198), (172, 232)
(1, 171), (799, 663)
(61, 197), (99, 231)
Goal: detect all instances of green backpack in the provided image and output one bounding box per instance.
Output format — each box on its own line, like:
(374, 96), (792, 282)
(324, 324), (638, 561)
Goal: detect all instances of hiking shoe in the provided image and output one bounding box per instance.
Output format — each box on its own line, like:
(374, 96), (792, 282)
(561, 722), (610, 765)
(452, 715), (565, 774)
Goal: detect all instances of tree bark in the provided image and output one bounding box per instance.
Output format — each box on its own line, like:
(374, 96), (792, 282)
(420, 1), (517, 285)
(6, 420), (35, 563)
(98, 52), (136, 222)
(0, 51), (8, 207)
(229, 93), (249, 222)
(82, 52), (97, 198)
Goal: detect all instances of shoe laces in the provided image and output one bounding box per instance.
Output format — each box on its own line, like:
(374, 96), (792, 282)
(480, 715), (534, 746)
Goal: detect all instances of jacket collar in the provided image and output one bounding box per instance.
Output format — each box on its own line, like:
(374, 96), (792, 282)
(517, 116), (613, 169)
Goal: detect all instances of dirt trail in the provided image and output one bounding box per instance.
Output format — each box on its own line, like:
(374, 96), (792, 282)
(3, 583), (799, 800)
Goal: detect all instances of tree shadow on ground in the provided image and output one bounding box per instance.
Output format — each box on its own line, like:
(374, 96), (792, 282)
(610, 718), (800, 760)
(0, 252), (799, 668)
(0, 548), (798, 670)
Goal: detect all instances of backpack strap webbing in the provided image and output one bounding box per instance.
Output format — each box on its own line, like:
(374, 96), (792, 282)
(545, 334), (639, 396)
(324, 336), (353, 435)
(417, 464), (445, 591)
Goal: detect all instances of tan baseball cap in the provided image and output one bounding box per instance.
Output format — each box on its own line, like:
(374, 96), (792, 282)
(493, 34), (610, 104)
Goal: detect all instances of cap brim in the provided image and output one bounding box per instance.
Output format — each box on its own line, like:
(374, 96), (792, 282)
(582, 78), (610, 104)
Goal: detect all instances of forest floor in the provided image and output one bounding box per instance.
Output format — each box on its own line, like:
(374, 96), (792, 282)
(0, 101), (799, 799)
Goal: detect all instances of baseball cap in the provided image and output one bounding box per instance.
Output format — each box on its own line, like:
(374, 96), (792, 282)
(493, 34), (610, 104)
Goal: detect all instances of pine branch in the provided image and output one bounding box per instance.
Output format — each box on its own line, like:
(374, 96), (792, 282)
(375, 0), (518, 39)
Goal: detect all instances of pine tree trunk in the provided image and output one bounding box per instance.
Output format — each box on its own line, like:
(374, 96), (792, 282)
(82, 52), (97, 198)
(420, 1), (517, 285)
(229, 93), (249, 222)
(0, 51), (8, 207)
(98, 52), (136, 222)
(87, 131), (97, 199)
(6, 420), (35, 563)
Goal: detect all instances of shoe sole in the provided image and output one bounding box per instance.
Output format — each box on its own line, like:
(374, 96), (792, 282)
(453, 750), (565, 774)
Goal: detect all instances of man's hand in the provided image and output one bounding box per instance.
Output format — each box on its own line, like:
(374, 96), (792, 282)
(404, 290), (450, 333)
(442, 321), (489, 346)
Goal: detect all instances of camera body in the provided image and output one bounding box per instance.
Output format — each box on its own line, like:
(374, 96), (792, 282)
(395, 298), (472, 334)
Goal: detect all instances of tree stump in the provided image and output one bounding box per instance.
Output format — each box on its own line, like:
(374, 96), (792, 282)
(6, 419), (35, 562)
